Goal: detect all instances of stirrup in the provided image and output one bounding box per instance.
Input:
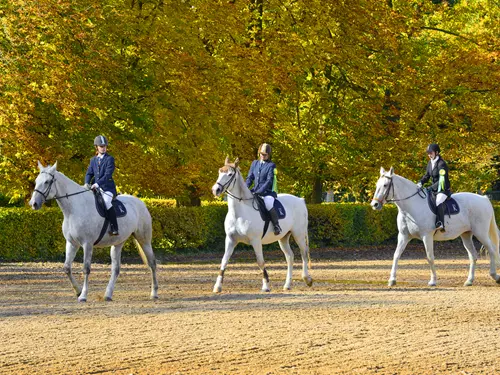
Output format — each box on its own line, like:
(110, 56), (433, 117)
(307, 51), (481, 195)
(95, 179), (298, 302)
(273, 225), (282, 235)
(435, 221), (445, 232)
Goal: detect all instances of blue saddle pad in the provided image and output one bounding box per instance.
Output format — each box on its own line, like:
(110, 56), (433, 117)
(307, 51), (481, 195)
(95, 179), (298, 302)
(94, 193), (127, 218)
(427, 191), (460, 216)
(274, 199), (286, 219)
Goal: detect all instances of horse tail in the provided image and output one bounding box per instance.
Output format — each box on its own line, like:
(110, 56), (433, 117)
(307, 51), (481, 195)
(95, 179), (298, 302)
(132, 237), (149, 266)
(489, 210), (500, 267)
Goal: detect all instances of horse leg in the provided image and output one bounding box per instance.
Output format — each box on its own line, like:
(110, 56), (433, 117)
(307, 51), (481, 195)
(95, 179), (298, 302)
(251, 240), (270, 292)
(422, 234), (437, 286)
(139, 241), (159, 299)
(474, 233), (500, 283)
(63, 241), (81, 297)
(388, 233), (410, 286)
(213, 235), (237, 293)
(291, 229), (313, 287)
(460, 231), (478, 286)
(78, 243), (93, 302)
(278, 232), (294, 290)
(104, 242), (125, 301)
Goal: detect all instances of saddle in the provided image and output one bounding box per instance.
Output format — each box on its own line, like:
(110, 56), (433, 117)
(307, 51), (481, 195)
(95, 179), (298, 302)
(94, 192), (127, 218)
(93, 191), (127, 245)
(426, 190), (460, 217)
(254, 195), (286, 238)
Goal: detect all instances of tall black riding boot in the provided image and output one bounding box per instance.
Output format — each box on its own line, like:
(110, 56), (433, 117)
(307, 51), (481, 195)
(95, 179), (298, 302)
(107, 207), (119, 235)
(269, 207), (282, 235)
(436, 203), (445, 232)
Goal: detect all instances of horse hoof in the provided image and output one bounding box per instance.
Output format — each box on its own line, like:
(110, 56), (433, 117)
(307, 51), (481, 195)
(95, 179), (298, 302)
(104, 296), (113, 302)
(151, 295), (159, 300)
(262, 288), (271, 293)
(463, 280), (473, 287)
(428, 282), (436, 287)
(388, 280), (396, 287)
(495, 277), (500, 284)
(283, 286), (291, 291)
(304, 276), (313, 287)
(213, 286), (222, 293)
(78, 297), (87, 303)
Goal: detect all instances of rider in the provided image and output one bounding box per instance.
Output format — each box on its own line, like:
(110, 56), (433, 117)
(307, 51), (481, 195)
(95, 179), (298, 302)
(417, 143), (451, 232)
(84, 135), (119, 235)
(246, 143), (281, 235)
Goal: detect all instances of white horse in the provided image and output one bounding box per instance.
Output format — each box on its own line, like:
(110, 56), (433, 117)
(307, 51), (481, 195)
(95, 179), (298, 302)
(211, 158), (313, 293)
(371, 167), (500, 287)
(29, 162), (158, 302)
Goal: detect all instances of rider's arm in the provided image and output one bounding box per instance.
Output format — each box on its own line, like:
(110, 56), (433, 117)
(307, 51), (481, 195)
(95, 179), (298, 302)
(84, 159), (94, 185)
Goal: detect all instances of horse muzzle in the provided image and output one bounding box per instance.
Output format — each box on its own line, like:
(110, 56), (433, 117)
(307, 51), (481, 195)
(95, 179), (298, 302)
(212, 184), (222, 197)
(29, 195), (43, 210)
(370, 199), (383, 210)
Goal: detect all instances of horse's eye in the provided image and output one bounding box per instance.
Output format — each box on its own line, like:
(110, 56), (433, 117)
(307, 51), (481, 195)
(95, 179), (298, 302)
(383, 184), (388, 187)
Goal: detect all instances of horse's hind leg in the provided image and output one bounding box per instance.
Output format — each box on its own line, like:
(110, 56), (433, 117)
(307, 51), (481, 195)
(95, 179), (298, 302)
(134, 239), (159, 299)
(291, 229), (312, 287)
(460, 231), (478, 286)
(104, 242), (125, 301)
(475, 232), (500, 283)
(63, 241), (81, 297)
(213, 236), (236, 293)
(251, 239), (271, 292)
(278, 232), (294, 290)
(78, 243), (93, 302)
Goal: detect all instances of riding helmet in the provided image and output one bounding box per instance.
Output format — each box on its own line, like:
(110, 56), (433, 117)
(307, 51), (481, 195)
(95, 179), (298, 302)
(94, 135), (109, 147)
(258, 143), (272, 158)
(426, 143), (440, 153)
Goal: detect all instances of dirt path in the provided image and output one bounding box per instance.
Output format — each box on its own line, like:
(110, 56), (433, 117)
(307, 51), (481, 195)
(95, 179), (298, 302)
(1, 248), (500, 374)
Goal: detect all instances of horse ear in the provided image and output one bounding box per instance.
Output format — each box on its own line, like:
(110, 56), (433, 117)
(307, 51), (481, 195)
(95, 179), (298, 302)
(37, 160), (44, 171)
(234, 157), (240, 167)
(388, 166), (394, 176)
(224, 156), (230, 165)
(380, 167), (385, 176)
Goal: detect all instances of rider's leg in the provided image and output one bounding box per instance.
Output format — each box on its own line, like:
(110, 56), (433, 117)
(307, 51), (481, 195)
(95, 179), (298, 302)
(264, 196), (281, 235)
(435, 193), (447, 231)
(102, 190), (119, 235)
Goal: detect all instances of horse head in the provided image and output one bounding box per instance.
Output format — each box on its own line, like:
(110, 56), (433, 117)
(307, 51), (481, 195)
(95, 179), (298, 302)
(212, 157), (240, 197)
(370, 166), (394, 210)
(29, 161), (58, 210)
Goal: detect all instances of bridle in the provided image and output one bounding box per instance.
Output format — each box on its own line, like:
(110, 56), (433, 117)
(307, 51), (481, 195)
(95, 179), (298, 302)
(216, 167), (254, 203)
(372, 175), (426, 204)
(34, 171), (90, 202)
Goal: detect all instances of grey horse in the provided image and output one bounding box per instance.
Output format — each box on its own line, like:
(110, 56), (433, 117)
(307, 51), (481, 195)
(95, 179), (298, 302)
(29, 162), (158, 302)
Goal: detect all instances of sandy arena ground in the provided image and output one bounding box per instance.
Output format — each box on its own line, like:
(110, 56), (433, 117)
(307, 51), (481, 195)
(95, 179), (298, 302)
(1, 245), (500, 375)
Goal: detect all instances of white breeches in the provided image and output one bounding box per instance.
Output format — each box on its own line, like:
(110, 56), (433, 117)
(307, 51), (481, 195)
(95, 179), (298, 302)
(436, 192), (447, 206)
(264, 195), (275, 211)
(100, 189), (114, 210)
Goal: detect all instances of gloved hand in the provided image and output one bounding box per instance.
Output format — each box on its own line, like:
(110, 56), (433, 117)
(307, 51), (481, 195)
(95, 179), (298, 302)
(91, 183), (99, 190)
(417, 182), (422, 188)
(84, 183), (91, 190)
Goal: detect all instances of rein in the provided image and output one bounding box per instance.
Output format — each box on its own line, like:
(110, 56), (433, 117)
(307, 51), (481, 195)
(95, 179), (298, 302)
(34, 171), (91, 201)
(373, 175), (427, 204)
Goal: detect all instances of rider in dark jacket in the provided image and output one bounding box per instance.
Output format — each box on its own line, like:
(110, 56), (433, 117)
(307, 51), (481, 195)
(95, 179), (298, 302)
(417, 143), (451, 231)
(84, 135), (119, 235)
(246, 143), (281, 235)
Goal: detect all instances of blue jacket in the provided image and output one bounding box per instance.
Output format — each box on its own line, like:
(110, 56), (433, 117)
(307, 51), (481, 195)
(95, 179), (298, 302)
(85, 153), (117, 196)
(246, 160), (276, 197)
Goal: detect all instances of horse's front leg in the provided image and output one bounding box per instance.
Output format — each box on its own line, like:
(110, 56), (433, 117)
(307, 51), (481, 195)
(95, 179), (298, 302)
(422, 234), (437, 286)
(278, 233), (294, 290)
(251, 239), (270, 292)
(389, 232), (410, 286)
(213, 235), (237, 293)
(104, 242), (125, 301)
(78, 243), (93, 302)
(63, 241), (81, 297)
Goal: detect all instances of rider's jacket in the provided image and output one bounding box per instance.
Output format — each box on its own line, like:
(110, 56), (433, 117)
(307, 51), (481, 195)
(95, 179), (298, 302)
(85, 153), (117, 196)
(245, 160), (276, 197)
(420, 157), (451, 195)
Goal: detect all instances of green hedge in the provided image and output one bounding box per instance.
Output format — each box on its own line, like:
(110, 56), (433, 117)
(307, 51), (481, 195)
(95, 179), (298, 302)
(1, 203), (499, 262)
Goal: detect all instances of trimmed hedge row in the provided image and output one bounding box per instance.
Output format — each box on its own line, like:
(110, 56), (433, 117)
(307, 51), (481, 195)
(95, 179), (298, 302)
(1, 203), (499, 262)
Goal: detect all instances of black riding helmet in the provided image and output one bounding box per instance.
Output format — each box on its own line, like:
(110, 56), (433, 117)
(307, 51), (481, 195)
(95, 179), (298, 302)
(426, 143), (440, 154)
(94, 135), (109, 147)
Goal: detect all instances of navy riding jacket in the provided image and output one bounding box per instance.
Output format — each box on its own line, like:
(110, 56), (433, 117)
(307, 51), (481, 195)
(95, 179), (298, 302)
(85, 153), (117, 196)
(420, 157), (451, 195)
(245, 160), (277, 197)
